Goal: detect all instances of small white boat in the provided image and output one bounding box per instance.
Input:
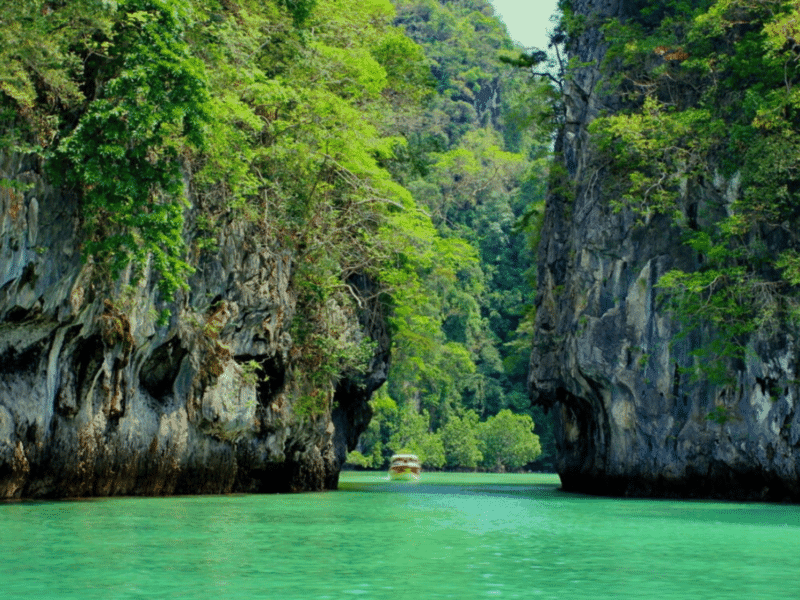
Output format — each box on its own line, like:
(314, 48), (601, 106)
(388, 453), (421, 481)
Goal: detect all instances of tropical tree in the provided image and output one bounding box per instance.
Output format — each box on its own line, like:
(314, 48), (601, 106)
(478, 409), (541, 471)
(388, 403), (445, 468)
(440, 410), (483, 469)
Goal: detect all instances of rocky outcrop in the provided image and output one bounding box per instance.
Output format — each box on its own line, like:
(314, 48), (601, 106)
(529, 0), (800, 500)
(0, 152), (389, 498)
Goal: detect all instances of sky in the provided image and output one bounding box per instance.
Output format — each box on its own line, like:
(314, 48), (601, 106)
(489, 0), (560, 49)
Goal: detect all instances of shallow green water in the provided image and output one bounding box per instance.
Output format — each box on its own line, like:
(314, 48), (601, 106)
(2, 472), (799, 599)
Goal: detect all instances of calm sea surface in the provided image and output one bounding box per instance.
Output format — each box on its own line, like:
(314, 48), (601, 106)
(1, 472), (799, 599)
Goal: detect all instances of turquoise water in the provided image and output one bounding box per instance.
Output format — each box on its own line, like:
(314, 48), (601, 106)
(2, 472), (799, 599)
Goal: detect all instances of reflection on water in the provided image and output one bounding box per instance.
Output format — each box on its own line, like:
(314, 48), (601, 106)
(1, 472), (798, 599)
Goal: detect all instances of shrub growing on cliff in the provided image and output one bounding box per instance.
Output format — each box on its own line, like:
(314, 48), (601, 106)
(56, 0), (211, 300)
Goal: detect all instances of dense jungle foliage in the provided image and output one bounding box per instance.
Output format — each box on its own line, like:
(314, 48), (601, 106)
(584, 0), (800, 383)
(0, 0), (558, 470)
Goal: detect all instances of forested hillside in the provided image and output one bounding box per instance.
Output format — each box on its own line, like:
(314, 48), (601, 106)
(0, 0), (557, 494)
(348, 0), (559, 471)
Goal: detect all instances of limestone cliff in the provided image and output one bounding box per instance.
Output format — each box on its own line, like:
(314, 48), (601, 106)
(529, 0), (800, 500)
(0, 152), (389, 498)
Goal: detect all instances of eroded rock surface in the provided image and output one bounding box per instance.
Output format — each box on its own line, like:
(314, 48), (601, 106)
(529, 0), (800, 500)
(0, 153), (388, 498)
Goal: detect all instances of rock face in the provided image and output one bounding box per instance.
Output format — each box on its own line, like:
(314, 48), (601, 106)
(529, 0), (800, 500)
(0, 152), (389, 498)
